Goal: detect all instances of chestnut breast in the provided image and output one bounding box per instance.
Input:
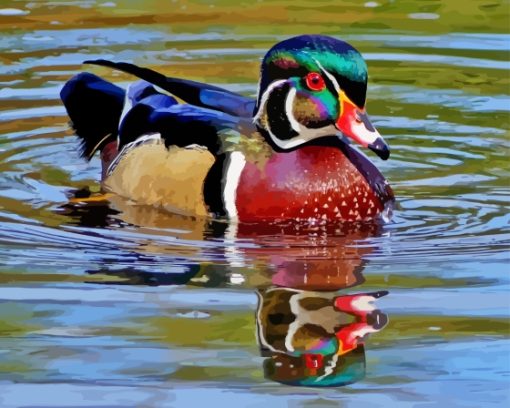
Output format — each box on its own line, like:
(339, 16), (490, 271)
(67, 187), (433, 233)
(236, 145), (388, 223)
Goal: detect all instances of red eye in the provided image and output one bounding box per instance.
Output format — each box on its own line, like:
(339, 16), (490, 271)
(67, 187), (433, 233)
(305, 72), (326, 91)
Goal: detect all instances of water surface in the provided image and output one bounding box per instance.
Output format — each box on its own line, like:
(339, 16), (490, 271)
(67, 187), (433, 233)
(0, 1), (509, 407)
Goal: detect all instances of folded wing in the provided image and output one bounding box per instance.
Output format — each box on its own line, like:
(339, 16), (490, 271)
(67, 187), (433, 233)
(84, 59), (256, 118)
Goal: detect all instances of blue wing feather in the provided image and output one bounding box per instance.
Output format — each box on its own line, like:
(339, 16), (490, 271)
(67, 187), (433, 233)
(84, 59), (256, 118)
(119, 86), (244, 153)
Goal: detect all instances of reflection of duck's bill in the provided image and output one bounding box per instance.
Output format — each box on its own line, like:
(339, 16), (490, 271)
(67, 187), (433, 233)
(263, 345), (366, 387)
(333, 290), (389, 314)
(336, 321), (380, 355)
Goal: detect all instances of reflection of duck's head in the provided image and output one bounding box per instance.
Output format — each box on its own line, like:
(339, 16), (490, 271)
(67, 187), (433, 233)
(256, 287), (388, 387)
(264, 345), (366, 387)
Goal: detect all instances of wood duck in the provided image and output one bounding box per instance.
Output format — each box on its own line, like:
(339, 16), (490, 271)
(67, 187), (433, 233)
(60, 34), (394, 223)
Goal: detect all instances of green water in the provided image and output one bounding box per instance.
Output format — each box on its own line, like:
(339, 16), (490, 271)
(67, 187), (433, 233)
(0, 1), (509, 407)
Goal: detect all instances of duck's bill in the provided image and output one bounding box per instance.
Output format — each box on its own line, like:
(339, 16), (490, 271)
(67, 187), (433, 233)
(335, 98), (390, 160)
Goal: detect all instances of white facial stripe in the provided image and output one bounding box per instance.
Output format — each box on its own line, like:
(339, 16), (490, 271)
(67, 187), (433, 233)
(270, 124), (338, 150)
(310, 56), (341, 94)
(285, 87), (301, 134)
(223, 151), (246, 219)
(253, 79), (288, 124)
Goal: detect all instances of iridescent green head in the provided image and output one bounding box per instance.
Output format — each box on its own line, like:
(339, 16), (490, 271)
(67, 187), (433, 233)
(254, 35), (389, 160)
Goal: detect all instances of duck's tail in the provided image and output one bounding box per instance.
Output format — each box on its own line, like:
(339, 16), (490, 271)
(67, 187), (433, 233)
(60, 72), (125, 160)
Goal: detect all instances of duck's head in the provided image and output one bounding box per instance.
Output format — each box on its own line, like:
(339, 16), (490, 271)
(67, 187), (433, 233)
(254, 34), (389, 160)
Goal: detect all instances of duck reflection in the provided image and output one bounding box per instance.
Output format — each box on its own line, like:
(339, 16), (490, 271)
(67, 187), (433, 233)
(60, 193), (389, 388)
(256, 288), (387, 387)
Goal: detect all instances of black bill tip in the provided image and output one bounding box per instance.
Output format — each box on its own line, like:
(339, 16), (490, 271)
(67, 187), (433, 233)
(368, 137), (390, 160)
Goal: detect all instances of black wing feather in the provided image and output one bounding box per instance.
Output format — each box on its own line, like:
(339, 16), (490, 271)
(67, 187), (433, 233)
(60, 72), (124, 160)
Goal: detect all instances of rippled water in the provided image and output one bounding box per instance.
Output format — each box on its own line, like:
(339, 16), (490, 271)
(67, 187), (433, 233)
(0, 1), (509, 407)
